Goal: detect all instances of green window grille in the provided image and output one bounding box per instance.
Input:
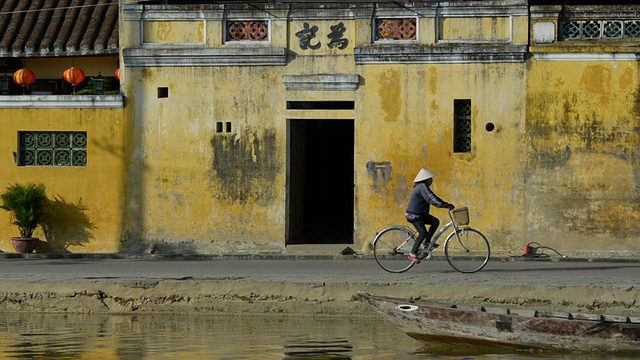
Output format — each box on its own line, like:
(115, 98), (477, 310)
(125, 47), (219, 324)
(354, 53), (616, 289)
(18, 131), (87, 167)
(562, 20), (640, 40)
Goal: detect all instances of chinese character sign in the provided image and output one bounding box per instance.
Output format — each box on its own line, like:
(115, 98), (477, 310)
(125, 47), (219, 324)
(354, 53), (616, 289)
(327, 22), (349, 49)
(295, 23), (322, 50)
(295, 22), (350, 51)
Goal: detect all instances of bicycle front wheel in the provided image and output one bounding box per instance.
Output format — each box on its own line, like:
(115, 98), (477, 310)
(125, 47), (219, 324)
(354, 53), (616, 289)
(373, 226), (417, 273)
(444, 228), (490, 273)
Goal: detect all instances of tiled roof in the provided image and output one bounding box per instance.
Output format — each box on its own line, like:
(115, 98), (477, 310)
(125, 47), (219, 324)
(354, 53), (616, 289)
(0, 0), (118, 57)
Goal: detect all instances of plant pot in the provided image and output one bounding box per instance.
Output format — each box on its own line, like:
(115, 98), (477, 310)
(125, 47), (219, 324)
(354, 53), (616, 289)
(11, 237), (39, 253)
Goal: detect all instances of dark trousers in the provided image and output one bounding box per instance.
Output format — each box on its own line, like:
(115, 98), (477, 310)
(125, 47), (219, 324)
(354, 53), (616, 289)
(410, 214), (440, 254)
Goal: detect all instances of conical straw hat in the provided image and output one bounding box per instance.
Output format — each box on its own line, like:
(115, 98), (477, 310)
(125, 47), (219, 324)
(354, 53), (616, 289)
(414, 168), (436, 183)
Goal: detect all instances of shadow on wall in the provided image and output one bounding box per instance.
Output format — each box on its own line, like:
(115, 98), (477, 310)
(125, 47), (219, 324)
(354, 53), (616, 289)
(39, 195), (96, 253)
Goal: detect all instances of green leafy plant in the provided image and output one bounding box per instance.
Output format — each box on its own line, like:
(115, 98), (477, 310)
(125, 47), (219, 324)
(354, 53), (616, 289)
(0, 183), (48, 238)
(75, 76), (120, 95)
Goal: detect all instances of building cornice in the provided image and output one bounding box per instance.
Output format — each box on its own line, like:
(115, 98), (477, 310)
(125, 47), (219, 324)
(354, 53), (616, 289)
(0, 95), (124, 109)
(354, 44), (527, 64)
(282, 74), (360, 91)
(123, 47), (287, 67)
(530, 52), (640, 62)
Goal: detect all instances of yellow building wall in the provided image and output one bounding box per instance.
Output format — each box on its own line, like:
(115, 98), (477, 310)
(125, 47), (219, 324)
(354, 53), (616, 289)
(525, 59), (640, 254)
(440, 16), (511, 41)
(0, 2), (540, 255)
(0, 106), (125, 253)
(0, 2), (632, 256)
(120, 66), (288, 253)
(119, 3), (529, 255)
(143, 21), (205, 44)
(356, 63), (526, 253)
(119, 62), (527, 253)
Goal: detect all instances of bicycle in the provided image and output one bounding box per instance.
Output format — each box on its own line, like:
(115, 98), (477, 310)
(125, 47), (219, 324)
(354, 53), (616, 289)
(372, 207), (490, 274)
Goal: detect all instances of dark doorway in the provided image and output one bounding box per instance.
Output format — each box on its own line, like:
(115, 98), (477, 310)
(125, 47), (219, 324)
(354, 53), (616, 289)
(287, 119), (354, 245)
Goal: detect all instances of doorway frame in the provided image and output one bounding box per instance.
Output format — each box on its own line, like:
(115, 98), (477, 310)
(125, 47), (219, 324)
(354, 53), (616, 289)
(285, 118), (355, 246)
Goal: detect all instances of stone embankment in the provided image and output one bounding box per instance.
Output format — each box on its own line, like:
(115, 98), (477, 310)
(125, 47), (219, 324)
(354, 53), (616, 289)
(2, 280), (639, 317)
(0, 255), (638, 317)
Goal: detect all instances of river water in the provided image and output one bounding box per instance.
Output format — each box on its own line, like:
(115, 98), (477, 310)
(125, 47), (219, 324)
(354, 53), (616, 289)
(0, 313), (634, 359)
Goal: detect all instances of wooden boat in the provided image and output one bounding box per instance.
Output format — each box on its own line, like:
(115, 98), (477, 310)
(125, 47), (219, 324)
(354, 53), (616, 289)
(356, 291), (640, 352)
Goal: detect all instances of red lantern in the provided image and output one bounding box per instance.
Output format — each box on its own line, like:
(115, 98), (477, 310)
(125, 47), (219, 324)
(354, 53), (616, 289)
(13, 68), (36, 87)
(115, 68), (120, 81)
(63, 66), (85, 87)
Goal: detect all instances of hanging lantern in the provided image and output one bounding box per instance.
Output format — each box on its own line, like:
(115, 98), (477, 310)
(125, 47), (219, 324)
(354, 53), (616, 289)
(13, 68), (36, 87)
(63, 66), (85, 94)
(63, 66), (85, 86)
(115, 68), (120, 81)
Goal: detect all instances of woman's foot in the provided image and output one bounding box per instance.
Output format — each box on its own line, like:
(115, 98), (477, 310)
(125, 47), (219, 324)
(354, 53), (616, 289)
(408, 253), (420, 263)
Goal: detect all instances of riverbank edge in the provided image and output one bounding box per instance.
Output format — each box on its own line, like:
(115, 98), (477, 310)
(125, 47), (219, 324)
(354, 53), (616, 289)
(1, 252), (639, 262)
(0, 279), (637, 318)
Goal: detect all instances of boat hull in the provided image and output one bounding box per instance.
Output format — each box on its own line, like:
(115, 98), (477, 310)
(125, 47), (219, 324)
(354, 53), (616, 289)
(356, 291), (640, 352)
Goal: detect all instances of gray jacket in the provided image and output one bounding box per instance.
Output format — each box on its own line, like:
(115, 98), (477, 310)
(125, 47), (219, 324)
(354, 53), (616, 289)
(405, 182), (449, 215)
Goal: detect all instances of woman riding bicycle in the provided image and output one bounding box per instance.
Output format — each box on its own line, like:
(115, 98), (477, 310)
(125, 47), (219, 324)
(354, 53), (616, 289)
(405, 169), (454, 263)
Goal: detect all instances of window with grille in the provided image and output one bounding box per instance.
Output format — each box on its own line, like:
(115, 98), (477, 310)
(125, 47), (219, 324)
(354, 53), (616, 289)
(454, 100), (471, 153)
(18, 131), (87, 167)
(374, 18), (417, 41)
(562, 20), (640, 40)
(225, 20), (269, 42)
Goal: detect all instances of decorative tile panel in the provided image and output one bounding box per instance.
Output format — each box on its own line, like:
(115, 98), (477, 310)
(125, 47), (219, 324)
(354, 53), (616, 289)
(603, 21), (623, 39)
(562, 20), (640, 40)
(625, 21), (640, 38)
(375, 18), (417, 41)
(225, 20), (269, 42)
(18, 131), (87, 167)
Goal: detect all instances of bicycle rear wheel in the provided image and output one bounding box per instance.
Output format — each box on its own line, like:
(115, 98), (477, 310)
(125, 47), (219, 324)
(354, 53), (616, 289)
(444, 227), (490, 273)
(373, 226), (417, 273)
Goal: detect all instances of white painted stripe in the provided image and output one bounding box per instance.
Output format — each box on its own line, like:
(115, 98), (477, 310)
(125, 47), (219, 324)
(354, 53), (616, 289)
(532, 52), (639, 62)
(0, 95), (124, 109)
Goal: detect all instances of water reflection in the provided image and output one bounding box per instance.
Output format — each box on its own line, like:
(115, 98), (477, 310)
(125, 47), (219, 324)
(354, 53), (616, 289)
(0, 313), (636, 359)
(284, 338), (353, 359)
(0, 313), (416, 359)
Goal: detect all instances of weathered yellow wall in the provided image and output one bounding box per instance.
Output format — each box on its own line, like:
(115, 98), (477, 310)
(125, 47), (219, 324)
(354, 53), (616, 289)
(0, 6), (552, 253)
(356, 64), (526, 253)
(0, 2), (630, 256)
(0, 106), (125, 253)
(440, 17), (511, 41)
(119, 3), (529, 255)
(120, 66), (287, 253)
(143, 21), (205, 44)
(2, 2), (633, 256)
(525, 59), (640, 254)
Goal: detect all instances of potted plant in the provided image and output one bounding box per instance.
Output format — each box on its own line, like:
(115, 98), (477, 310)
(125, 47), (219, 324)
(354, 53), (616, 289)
(0, 183), (48, 253)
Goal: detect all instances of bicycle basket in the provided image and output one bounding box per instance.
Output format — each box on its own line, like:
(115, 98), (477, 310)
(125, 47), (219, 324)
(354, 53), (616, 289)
(452, 207), (470, 226)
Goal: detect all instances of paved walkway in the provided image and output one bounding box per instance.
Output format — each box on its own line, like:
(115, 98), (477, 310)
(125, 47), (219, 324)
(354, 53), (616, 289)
(0, 255), (639, 286)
